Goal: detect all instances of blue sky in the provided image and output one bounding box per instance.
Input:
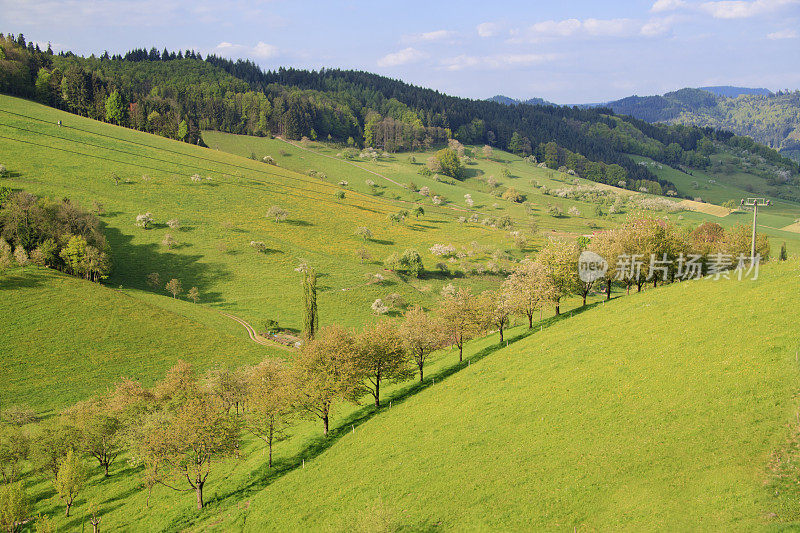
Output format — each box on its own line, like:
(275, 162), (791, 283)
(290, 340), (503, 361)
(3, 0), (799, 103)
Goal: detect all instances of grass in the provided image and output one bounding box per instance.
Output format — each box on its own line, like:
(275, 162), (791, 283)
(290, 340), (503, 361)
(15, 261), (799, 531)
(0, 267), (274, 414)
(193, 261), (800, 531)
(2, 95), (800, 530)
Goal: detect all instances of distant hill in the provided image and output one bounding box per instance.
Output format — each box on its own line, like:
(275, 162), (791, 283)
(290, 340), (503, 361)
(487, 95), (555, 106)
(699, 86), (772, 98)
(606, 87), (800, 160)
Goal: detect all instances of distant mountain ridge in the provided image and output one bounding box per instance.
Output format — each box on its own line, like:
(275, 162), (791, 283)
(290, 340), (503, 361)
(604, 87), (800, 161)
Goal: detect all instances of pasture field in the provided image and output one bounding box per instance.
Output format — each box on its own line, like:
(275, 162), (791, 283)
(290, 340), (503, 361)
(10, 261), (798, 531)
(200, 261), (800, 531)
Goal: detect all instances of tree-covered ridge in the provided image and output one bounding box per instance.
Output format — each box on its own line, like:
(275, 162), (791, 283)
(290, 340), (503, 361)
(1, 33), (797, 196)
(607, 87), (800, 161)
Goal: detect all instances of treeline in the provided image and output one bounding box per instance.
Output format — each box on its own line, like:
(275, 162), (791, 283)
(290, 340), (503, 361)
(4, 33), (797, 196)
(0, 191), (111, 281)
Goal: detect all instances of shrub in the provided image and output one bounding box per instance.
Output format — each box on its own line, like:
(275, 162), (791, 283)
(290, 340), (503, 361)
(568, 206), (581, 217)
(371, 299), (389, 315)
(262, 156), (275, 165)
(263, 319), (280, 334)
(146, 272), (160, 288)
(135, 213), (153, 229)
(167, 219), (180, 229)
(501, 188), (525, 203)
(354, 227), (373, 241)
(548, 205), (564, 218)
(0, 165), (6, 177)
(385, 293), (405, 309)
(161, 233), (177, 250)
(190, 174), (202, 182)
(400, 249), (424, 278)
(250, 241), (269, 254)
(266, 206), (288, 222)
(334, 190), (346, 200)
(430, 243), (456, 257)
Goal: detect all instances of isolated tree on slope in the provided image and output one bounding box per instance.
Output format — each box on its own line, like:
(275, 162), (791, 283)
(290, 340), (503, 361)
(302, 266), (318, 340)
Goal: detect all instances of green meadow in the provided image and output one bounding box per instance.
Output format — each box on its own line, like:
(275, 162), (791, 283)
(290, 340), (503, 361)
(3, 95), (800, 531)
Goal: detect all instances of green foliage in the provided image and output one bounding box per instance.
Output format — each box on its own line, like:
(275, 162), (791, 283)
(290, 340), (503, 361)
(434, 148), (464, 180)
(104, 89), (126, 125)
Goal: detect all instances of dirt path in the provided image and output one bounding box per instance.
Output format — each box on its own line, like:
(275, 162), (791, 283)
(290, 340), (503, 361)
(220, 312), (272, 346)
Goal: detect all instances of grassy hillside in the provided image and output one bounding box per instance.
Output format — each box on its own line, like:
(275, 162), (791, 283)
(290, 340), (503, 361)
(194, 261), (800, 531)
(0, 95), (530, 333)
(0, 266), (273, 413)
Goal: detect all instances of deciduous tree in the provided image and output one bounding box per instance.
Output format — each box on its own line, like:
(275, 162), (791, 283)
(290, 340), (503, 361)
(355, 321), (412, 407)
(55, 449), (85, 517)
(400, 307), (445, 382)
(243, 360), (296, 468)
(436, 287), (484, 361)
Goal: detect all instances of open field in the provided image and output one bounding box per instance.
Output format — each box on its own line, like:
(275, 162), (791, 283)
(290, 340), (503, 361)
(9, 262), (798, 531)
(0, 267), (274, 413)
(204, 261), (800, 531)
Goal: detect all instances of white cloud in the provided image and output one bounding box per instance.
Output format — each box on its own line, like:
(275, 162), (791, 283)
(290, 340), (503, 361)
(518, 17), (672, 41)
(477, 22), (500, 37)
(441, 53), (558, 71)
(651, 0), (687, 12)
(640, 18), (674, 36)
(400, 30), (455, 43)
(213, 41), (278, 59)
(377, 47), (427, 67)
(699, 0), (799, 19)
(767, 28), (799, 38)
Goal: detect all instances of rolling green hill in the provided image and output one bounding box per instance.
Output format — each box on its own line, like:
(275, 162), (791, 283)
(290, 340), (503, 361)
(3, 87), (800, 532)
(0, 267), (273, 413)
(195, 261), (800, 531)
(14, 261), (795, 531)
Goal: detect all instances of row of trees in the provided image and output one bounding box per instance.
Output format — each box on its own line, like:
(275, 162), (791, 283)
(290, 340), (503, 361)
(0, 191), (111, 281)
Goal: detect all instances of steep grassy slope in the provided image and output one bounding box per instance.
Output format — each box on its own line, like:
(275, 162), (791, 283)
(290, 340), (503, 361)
(0, 267), (274, 413)
(193, 262), (800, 531)
(0, 95), (537, 333)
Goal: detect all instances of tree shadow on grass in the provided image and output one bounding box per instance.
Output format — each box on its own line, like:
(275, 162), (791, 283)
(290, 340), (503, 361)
(369, 238), (394, 246)
(0, 269), (48, 291)
(103, 226), (231, 304)
(204, 302), (602, 513)
(284, 219), (313, 227)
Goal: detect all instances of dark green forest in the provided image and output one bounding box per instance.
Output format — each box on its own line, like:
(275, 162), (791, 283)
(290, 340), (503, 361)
(1, 33), (797, 197)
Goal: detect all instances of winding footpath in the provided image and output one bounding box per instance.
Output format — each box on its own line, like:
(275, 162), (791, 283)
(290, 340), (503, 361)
(220, 312), (272, 346)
